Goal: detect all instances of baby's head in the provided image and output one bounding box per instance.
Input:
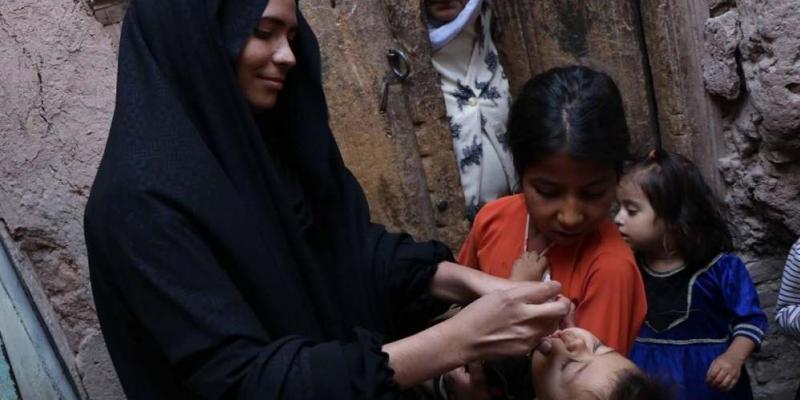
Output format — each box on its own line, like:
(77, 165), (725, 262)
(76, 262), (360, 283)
(532, 328), (668, 400)
(614, 149), (732, 266)
(508, 66), (630, 247)
(425, 0), (468, 24)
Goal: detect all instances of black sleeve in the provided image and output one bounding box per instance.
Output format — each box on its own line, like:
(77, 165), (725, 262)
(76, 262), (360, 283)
(365, 224), (454, 338)
(91, 195), (397, 399)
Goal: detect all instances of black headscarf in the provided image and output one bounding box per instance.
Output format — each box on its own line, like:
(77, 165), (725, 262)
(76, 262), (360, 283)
(84, 0), (451, 398)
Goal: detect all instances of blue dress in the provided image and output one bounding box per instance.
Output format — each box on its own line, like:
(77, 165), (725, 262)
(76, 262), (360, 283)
(630, 253), (768, 400)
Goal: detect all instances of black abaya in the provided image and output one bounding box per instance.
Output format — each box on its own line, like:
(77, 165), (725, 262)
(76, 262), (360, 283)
(84, 0), (451, 398)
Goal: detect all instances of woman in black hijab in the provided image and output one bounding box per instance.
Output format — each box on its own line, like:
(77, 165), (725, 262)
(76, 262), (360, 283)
(84, 0), (570, 398)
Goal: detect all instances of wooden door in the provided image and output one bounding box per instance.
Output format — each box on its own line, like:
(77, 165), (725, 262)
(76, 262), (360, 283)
(0, 340), (19, 400)
(301, 1), (469, 250)
(301, 0), (662, 249)
(0, 241), (80, 400)
(493, 0), (659, 156)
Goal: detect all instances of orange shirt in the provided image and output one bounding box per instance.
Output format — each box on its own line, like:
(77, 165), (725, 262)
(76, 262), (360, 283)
(458, 194), (646, 356)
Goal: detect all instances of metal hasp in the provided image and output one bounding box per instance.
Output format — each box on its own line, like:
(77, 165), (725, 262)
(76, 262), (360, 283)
(379, 48), (412, 113)
(386, 48), (411, 81)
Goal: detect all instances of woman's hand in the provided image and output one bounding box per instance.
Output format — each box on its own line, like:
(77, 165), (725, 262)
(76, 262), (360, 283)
(429, 261), (530, 304)
(385, 279), (568, 387)
(449, 281), (570, 361)
(509, 251), (549, 281)
(429, 261), (561, 305)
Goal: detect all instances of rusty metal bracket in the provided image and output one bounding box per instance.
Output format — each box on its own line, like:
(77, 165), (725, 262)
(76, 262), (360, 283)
(386, 48), (411, 81)
(379, 48), (412, 113)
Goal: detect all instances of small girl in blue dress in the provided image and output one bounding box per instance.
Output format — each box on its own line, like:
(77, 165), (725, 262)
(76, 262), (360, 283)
(613, 149), (768, 400)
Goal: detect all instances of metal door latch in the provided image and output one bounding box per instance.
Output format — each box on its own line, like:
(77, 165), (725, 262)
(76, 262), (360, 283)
(380, 48), (411, 112)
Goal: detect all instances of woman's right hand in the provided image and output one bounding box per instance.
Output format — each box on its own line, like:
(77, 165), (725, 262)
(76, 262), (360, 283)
(449, 281), (570, 361)
(383, 280), (568, 387)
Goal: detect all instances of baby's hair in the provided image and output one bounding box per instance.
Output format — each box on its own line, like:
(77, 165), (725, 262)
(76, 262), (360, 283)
(624, 149), (732, 268)
(507, 66), (631, 180)
(608, 371), (673, 400)
(578, 370), (673, 400)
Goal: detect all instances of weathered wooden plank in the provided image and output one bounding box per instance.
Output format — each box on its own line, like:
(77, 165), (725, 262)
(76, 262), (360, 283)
(87, 0), (128, 25)
(0, 242), (80, 400)
(639, 0), (726, 189)
(495, 0), (658, 156)
(0, 341), (19, 400)
(301, 1), (441, 242)
(381, 0), (470, 249)
(0, 228), (86, 400)
(491, 1), (538, 95)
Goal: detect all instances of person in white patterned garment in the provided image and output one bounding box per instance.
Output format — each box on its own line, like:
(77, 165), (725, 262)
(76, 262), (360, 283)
(426, 0), (517, 221)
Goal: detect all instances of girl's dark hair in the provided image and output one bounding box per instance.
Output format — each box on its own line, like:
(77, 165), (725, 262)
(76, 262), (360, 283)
(626, 149), (732, 268)
(508, 66), (631, 178)
(609, 371), (673, 400)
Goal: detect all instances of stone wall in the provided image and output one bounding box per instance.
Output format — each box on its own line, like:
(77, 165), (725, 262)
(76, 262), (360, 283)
(707, 0), (800, 397)
(0, 0), (123, 398)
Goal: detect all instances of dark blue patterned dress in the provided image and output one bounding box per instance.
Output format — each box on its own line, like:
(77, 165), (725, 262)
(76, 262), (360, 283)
(630, 253), (768, 400)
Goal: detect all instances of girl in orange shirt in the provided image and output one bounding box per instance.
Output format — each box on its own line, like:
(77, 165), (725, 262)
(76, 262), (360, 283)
(458, 66), (647, 356)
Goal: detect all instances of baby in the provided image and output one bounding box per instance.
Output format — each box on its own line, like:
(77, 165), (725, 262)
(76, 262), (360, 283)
(532, 327), (665, 400)
(446, 302), (670, 400)
(511, 253), (669, 400)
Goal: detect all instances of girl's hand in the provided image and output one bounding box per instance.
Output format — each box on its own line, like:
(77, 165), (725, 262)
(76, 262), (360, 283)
(706, 352), (743, 391)
(450, 281), (570, 360)
(509, 251), (549, 281)
(447, 363), (490, 400)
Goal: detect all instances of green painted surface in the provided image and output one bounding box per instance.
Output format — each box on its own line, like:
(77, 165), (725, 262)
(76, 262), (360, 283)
(0, 341), (19, 400)
(0, 241), (79, 400)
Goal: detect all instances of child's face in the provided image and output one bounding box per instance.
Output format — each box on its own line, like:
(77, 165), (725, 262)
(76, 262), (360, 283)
(532, 328), (638, 400)
(425, 0), (468, 23)
(613, 178), (667, 254)
(521, 152), (618, 247)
